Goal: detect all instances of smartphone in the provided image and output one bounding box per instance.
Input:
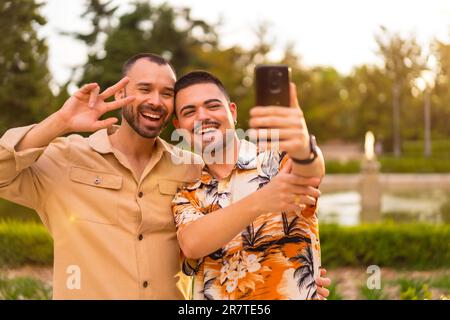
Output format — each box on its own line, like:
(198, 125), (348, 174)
(254, 64), (291, 106)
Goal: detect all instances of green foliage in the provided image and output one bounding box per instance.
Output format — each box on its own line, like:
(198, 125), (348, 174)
(0, 199), (38, 222)
(0, 0), (56, 135)
(0, 274), (51, 300)
(327, 282), (343, 300)
(429, 274), (450, 291)
(325, 160), (361, 174)
(398, 279), (433, 300)
(320, 223), (450, 269)
(0, 220), (53, 268)
(1, 221), (449, 270)
(76, 1), (219, 89)
(360, 284), (389, 300)
(379, 156), (450, 173)
(325, 157), (450, 173)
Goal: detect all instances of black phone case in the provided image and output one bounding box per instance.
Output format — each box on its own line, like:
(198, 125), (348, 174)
(255, 65), (291, 106)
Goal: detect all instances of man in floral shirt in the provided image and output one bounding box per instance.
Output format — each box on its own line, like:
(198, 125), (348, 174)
(171, 71), (329, 299)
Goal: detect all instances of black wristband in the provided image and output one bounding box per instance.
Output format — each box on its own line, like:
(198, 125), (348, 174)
(290, 135), (318, 164)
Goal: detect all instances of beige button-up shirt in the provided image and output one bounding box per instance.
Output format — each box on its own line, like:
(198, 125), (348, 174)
(0, 125), (202, 299)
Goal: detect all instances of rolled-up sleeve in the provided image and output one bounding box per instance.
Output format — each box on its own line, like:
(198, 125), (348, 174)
(0, 125), (46, 175)
(171, 188), (205, 276)
(0, 125), (66, 215)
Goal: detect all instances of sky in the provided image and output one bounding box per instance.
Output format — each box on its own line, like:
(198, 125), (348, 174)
(40, 0), (450, 86)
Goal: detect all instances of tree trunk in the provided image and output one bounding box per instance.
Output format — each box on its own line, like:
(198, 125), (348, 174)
(392, 82), (401, 157)
(424, 89), (432, 158)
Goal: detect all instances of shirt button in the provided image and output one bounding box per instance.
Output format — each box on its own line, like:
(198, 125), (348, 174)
(143, 281), (149, 288)
(138, 234), (143, 241)
(94, 177), (101, 185)
(138, 192), (144, 198)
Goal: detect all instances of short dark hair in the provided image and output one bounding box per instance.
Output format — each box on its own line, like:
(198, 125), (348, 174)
(174, 71), (230, 106)
(121, 53), (176, 77)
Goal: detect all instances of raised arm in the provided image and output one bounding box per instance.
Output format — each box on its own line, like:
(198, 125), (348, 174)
(16, 77), (134, 151)
(173, 162), (321, 260)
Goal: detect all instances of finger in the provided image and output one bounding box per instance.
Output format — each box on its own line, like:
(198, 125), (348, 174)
(287, 175), (322, 188)
(98, 77), (130, 100)
(289, 82), (300, 108)
(249, 116), (303, 129)
(291, 194), (316, 206)
(248, 128), (306, 142)
(316, 276), (331, 288)
(320, 268), (327, 276)
(291, 185), (321, 199)
(74, 83), (99, 100)
(93, 117), (118, 131)
(316, 286), (330, 299)
(79, 83), (99, 95)
(250, 106), (295, 117)
(105, 95), (136, 112)
(88, 85), (100, 108)
(280, 159), (293, 173)
(256, 141), (309, 155)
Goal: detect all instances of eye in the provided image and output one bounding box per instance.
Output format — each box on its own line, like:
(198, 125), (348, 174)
(139, 88), (150, 93)
(162, 92), (174, 98)
(183, 110), (194, 117)
(207, 104), (221, 109)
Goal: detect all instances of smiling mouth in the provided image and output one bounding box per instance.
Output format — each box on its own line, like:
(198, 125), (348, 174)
(140, 111), (163, 121)
(194, 124), (221, 135)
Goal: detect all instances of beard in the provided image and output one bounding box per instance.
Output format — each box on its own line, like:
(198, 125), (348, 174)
(122, 102), (169, 139)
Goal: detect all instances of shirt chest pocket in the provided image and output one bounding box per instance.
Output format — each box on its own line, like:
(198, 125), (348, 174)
(143, 179), (187, 232)
(69, 166), (123, 225)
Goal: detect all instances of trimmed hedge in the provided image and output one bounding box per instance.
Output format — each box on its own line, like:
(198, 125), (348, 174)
(320, 223), (450, 270)
(0, 221), (449, 269)
(325, 157), (450, 174)
(0, 221), (53, 267)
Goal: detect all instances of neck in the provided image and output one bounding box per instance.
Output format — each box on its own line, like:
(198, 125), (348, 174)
(206, 135), (240, 180)
(110, 122), (156, 161)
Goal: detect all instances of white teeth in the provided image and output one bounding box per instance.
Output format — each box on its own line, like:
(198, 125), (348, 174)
(141, 112), (161, 120)
(199, 127), (217, 134)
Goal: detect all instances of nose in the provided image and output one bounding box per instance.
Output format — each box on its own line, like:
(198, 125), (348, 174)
(195, 106), (211, 122)
(145, 91), (163, 107)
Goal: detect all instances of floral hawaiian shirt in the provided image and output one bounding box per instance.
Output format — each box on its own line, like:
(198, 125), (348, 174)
(172, 139), (321, 300)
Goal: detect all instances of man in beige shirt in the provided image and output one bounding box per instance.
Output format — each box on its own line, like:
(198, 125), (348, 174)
(0, 53), (329, 300)
(0, 53), (203, 299)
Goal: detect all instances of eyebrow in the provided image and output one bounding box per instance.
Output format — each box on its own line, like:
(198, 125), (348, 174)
(179, 98), (223, 115)
(136, 82), (174, 92)
(204, 99), (222, 105)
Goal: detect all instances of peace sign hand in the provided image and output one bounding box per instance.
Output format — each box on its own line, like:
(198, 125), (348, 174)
(57, 77), (135, 133)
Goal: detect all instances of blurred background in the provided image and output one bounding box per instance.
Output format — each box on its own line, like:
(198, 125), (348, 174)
(0, 0), (449, 300)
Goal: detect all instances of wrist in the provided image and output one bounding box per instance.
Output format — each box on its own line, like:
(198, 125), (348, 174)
(290, 135), (318, 165)
(246, 190), (267, 217)
(50, 112), (72, 136)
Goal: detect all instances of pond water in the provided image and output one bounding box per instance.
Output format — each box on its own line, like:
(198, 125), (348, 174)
(318, 189), (448, 225)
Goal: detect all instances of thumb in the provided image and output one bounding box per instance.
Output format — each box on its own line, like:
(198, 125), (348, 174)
(280, 159), (293, 173)
(289, 82), (300, 108)
(93, 117), (118, 131)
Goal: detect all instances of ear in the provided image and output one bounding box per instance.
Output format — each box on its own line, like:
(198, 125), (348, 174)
(229, 102), (237, 123)
(172, 117), (180, 129)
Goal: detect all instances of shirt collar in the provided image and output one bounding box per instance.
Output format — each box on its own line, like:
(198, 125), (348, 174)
(194, 139), (258, 189)
(88, 125), (175, 156)
(236, 139), (258, 170)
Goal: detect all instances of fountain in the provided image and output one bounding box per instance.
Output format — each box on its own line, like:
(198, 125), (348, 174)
(360, 131), (382, 223)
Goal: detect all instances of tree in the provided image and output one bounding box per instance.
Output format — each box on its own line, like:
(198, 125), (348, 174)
(375, 27), (426, 156)
(75, 0), (218, 88)
(0, 0), (54, 134)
